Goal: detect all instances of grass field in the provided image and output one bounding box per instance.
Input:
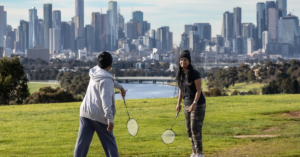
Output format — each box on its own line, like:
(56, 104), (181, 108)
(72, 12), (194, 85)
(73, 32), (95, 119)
(0, 95), (300, 156)
(28, 82), (61, 94)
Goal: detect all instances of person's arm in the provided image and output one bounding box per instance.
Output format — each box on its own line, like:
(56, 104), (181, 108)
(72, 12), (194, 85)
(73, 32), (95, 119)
(100, 79), (114, 131)
(176, 84), (183, 112)
(189, 78), (202, 112)
(114, 80), (126, 97)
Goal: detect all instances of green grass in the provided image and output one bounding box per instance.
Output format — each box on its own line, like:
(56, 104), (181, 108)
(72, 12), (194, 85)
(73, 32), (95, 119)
(28, 82), (61, 94)
(0, 95), (300, 156)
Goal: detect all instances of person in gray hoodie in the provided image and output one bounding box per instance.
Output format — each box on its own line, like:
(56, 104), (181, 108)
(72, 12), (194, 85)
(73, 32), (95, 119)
(74, 51), (126, 157)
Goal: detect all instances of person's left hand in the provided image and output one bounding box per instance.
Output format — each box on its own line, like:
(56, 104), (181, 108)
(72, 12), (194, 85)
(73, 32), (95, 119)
(120, 88), (126, 98)
(189, 103), (196, 112)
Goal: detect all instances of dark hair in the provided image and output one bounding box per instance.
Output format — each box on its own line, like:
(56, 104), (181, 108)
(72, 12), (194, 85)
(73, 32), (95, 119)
(176, 59), (195, 88)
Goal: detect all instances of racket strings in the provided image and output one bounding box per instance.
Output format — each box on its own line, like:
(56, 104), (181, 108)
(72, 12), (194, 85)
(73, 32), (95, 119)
(127, 119), (138, 136)
(161, 130), (176, 144)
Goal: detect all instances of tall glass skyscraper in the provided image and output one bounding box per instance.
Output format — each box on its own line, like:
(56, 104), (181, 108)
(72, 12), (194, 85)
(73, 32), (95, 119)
(29, 7), (38, 48)
(257, 3), (265, 49)
(52, 10), (61, 29)
(0, 6), (4, 47)
(43, 4), (52, 49)
(75, 0), (84, 39)
(108, 1), (118, 50)
(233, 7), (242, 38)
(268, 8), (279, 42)
(221, 11), (234, 41)
(265, 1), (276, 30)
(277, 0), (287, 17)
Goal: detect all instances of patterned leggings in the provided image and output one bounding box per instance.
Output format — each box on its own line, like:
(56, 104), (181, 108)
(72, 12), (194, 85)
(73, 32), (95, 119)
(184, 103), (206, 153)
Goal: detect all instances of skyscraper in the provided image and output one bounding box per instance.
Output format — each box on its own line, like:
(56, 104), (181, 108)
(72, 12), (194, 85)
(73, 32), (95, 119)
(242, 23), (255, 38)
(75, 0), (84, 40)
(91, 12), (100, 51)
(52, 10), (61, 29)
(263, 31), (272, 49)
(85, 25), (95, 54)
(233, 7), (242, 38)
(265, 1), (276, 30)
(132, 11), (143, 34)
(278, 15), (299, 51)
(221, 11), (234, 41)
(194, 23), (211, 40)
(257, 3), (265, 49)
(0, 6), (4, 47)
(3, 11), (7, 36)
(38, 19), (44, 48)
(44, 4), (52, 49)
(29, 7), (38, 48)
(49, 28), (61, 54)
(268, 8), (279, 43)
(19, 20), (29, 52)
(277, 0), (287, 17)
(108, 1), (118, 50)
(118, 13), (125, 30)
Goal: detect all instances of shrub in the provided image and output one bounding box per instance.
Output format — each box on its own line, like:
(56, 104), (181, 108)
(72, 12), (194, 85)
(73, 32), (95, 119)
(204, 91), (211, 97)
(210, 87), (222, 97)
(231, 90), (239, 96)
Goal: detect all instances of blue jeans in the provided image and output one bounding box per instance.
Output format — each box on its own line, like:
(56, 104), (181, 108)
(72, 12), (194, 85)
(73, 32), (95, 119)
(74, 117), (119, 157)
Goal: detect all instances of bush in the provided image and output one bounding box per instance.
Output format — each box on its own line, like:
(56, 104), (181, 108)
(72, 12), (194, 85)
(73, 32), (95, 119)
(210, 87), (222, 97)
(231, 90), (239, 96)
(204, 91), (211, 97)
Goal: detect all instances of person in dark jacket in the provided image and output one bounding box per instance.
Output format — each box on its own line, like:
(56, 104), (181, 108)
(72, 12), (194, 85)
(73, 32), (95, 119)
(176, 50), (206, 157)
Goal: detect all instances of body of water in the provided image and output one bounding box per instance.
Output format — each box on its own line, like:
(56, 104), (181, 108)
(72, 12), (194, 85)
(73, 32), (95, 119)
(115, 82), (178, 100)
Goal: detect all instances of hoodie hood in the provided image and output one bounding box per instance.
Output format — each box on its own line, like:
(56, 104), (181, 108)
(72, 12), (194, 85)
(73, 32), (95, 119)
(89, 66), (113, 82)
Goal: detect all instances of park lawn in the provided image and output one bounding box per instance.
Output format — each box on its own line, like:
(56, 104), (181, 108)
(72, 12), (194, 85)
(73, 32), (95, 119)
(28, 82), (61, 94)
(225, 82), (267, 93)
(0, 95), (300, 156)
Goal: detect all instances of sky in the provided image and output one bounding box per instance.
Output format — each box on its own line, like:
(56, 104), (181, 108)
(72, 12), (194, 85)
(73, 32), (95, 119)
(2, 0), (300, 45)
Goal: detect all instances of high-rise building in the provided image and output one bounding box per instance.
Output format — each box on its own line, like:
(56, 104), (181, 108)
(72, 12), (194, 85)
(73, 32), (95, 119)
(132, 11), (143, 34)
(100, 13), (107, 51)
(194, 23), (211, 40)
(247, 38), (255, 54)
(74, 16), (84, 39)
(44, 4), (52, 49)
(0, 47), (3, 58)
(29, 7), (38, 48)
(278, 15), (299, 51)
(233, 36), (247, 54)
(108, 1), (118, 50)
(142, 21), (150, 35)
(125, 20), (135, 39)
(3, 11), (7, 36)
(180, 33), (189, 50)
(75, 0), (84, 40)
(27, 48), (50, 62)
(85, 25), (95, 54)
(118, 13), (125, 30)
(67, 21), (75, 51)
(91, 12), (100, 51)
(52, 10), (61, 29)
(0, 6), (4, 47)
(257, 3), (266, 49)
(268, 8), (279, 43)
(233, 7), (242, 38)
(242, 23), (255, 38)
(277, 0), (287, 17)
(49, 28), (61, 54)
(38, 19), (44, 48)
(263, 31), (272, 49)
(265, 1), (276, 30)
(19, 20), (29, 52)
(221, 11), (234, 41)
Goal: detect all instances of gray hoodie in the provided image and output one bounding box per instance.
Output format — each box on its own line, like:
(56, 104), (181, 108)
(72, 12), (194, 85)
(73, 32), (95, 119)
(80, 66), (123, 125)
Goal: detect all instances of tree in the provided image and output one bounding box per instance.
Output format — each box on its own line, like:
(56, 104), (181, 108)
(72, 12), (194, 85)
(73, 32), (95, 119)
(248, 70), (256, 82)
(0, 57), (30, 105)
(290, 79), (299, 94)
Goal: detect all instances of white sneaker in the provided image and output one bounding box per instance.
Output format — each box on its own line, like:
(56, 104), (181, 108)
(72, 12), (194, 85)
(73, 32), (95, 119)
(190, 153), (196, 157)
(196, 154), (204, 157)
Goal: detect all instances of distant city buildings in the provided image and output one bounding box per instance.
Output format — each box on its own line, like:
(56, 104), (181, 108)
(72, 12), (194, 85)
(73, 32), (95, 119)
(27, 48), (50, 62)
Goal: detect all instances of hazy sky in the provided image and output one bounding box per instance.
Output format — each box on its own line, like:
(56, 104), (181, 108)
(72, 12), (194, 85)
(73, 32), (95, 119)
(2, 0), (300, 45)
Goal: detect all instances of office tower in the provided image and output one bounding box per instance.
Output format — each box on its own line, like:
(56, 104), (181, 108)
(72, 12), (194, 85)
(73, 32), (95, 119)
(268, 8), (279, 43)
(3, 11), (7, 36)
(167, 32), (173, 51)
(277, 0), (287, 17)
(68, 21), (75, 51)
(125, 20), (135, 39)
(6, 31), (15, 50)
(189, 31), (200, 51)
(194, 23), (211, 40)
(149, 29), (155, 39)
(212, 35), (224, 46)
(222, 11), (234, 40)
(233, 36), (247, 54)
(233, 7), (242, 38)
(27, 48), (50, 62)
(247, 38), (255, 54)
(29, 7), (38, 48)
(263, 31), (272, 49)
(118, 13), (125, 30)
(242, 23), (255, 38)
(142, 21), (150, 35)
(74, 16), (84, 39)
(49, 28), (61, 54)
(278, 15), (299, 51)
(132, 11), (143, 34)
(0, 47), (3, 58)
(184, 25), (194, 35)
(108, 1), (118, 50)
(0, 6), (4, 47)
(92, 12), (101, 51)
(257, 3), (265, 49)
(99, 13), (107, 51)
(52, 10), (61, 28)
(44, 4), (52, 49)
(265, 1), (276, 30)
(38, 19), (44, 48)
(85, 25), (95, 54)
(61, 22), (68, 50)
(75, 0), (84, 40)
(19, 20), (29, 52)
(180, 33), (189, 50)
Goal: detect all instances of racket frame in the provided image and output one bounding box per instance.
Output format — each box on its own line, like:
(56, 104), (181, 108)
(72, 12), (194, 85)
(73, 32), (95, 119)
(161, 129), (176, 144)
(126, 118), (139, 137)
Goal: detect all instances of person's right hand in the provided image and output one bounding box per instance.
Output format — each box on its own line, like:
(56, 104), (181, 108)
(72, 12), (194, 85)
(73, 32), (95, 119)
(176, 105), (181, 112)
(107, 123), (114, 132)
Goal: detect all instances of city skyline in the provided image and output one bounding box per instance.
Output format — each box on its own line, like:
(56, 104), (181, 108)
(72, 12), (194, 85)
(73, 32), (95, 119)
(2, 0), (300, 45)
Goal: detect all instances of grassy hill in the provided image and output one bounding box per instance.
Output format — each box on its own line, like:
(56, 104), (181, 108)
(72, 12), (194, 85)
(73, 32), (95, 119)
(0, 95), (299, 156)
(28, 82), (61, 94)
